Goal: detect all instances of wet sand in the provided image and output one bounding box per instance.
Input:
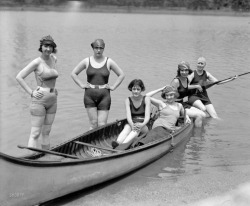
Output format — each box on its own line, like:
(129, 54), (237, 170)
(43, 146), (250, 206)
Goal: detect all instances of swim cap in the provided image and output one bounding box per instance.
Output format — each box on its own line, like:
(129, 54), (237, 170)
(91, 39), (105, 49)
(40, 35), (57, 48)
(161, 85), (178, 99)
(197, 57), (206, 64)
(178, 61), (190, 70)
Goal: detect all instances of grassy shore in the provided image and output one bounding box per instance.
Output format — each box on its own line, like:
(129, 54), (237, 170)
(1, 4), (250, 17)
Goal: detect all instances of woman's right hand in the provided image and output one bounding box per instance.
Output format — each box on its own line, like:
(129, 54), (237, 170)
(196, 84), (203, 92)
(32, 90), (44, 99)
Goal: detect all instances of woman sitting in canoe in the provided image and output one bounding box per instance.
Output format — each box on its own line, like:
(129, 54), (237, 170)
(171, 61), (206, 127)
(136, 85), (191, 146)
(187, 57), (220, 119)
(112, 79), (151, 149)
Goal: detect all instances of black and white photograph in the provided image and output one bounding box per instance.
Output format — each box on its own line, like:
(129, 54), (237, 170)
(1, 0), (250, 205)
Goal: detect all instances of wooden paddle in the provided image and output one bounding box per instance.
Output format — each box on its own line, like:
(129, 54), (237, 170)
(17, 145), (79, 159)
(204, 71), (250, 89)
(73, 141), (123, 153)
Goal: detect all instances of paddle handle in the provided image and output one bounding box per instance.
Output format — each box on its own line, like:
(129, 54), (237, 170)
(205, 71), (250, 89)
(18, 145), (79, 159)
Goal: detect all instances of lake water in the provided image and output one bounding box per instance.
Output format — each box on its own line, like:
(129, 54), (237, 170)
(1, 9), (250, 206)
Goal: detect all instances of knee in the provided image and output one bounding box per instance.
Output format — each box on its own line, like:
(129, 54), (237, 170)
(30, 129), (41, 140)
(90, 120), (98, 128)
(42, 125), (52, 136)
(198, 112), (206, 119)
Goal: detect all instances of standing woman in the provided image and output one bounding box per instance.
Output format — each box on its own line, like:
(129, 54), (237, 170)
(171, 61), (206, 127)
(16, 35), (58, 150)
(188, 57), (219, 119)
(71, 39), (125, 130)
(112, 79), (151, 149)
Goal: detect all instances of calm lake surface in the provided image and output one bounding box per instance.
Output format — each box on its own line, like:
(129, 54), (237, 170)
(1, 9), (250, 205)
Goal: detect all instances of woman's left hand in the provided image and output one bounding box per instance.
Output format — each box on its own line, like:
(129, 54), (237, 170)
(132, 123), (142, 132)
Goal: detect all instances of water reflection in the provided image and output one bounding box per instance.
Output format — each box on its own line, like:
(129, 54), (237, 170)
(157, 122), (207, 179)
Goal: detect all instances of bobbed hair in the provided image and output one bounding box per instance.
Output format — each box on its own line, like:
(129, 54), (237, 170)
(176, 61), (193, 77)
(128, 79), (145, 92)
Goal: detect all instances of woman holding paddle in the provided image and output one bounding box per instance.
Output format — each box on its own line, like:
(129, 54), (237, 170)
(171, 61), (206, 127)
(16, 35), (58, 150)
(188, 57), (237, 119)
(71, 39), (125, 130)
(187, 57), (220, 118)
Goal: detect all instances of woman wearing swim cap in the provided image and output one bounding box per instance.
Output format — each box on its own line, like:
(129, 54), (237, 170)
(171, 61), (206, 127)
(16, 35), (59, 150)
(188, 57), (219, 119)
(137, 85), (191, 145)
(71, 39), (125, 130)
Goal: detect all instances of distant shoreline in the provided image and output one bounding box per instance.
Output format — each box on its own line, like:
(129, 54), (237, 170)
(1, 5), (250, 17)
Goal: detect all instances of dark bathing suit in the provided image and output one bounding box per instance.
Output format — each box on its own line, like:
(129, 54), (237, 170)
(129, 96), (146, 123)
(84, 57), (111, 110)
(188, 70), (212, 105)
(175, 77), (191, 109)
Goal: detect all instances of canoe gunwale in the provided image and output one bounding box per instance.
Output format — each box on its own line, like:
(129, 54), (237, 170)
(0, 121), (192, 167)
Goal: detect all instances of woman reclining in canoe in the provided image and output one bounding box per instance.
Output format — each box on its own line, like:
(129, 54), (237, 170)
(112, 79), (151, 149)
(136, 85), (191, 146)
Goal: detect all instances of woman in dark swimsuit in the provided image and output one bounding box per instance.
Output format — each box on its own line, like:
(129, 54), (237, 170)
(71, 39), (125, 130)
(171, 61), (206, 127)
(16, 35), (58, 150)
(188, 57), (219, 119)
(112, 79), (151, 148)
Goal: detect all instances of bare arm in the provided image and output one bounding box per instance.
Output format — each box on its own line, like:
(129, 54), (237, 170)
(125, 98), (133, 127)
(141, 96), (151, 127)
(71, 58), (89, 89)
(207, 71), (218, 82)
(108, 58), (125, 91)
(149, 97), (165, 110)
(170, 78), (179, 91)
(187, 72), (203, 92)
(16, 58), (39, 96)
(179, 104), (191, 124)
(146, 86), (165, 97)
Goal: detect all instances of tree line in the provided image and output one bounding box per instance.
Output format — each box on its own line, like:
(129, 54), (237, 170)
(2, 0), (250, 12)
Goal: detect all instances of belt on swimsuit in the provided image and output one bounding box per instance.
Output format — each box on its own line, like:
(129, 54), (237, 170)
(87, 82), (107, 89)
(37, 86), (56, 93)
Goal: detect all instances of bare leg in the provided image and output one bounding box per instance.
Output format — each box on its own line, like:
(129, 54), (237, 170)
(116, 124), (132, 143)
(122, 130), (139, 143)
(41, 113), (56, 149)
(186, 107), (206, 127)
(97, 110), (109, 127)
(122, 125), (149, 144)
(86, 107), (98, 130)
(28, 115), (45, 148)
(205, 104), (219, 119)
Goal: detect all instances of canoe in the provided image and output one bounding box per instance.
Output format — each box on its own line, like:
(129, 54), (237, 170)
(0, 117), (194, 206)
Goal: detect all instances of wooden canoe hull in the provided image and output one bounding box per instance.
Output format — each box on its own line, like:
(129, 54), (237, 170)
(0, 119), (193, 206)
